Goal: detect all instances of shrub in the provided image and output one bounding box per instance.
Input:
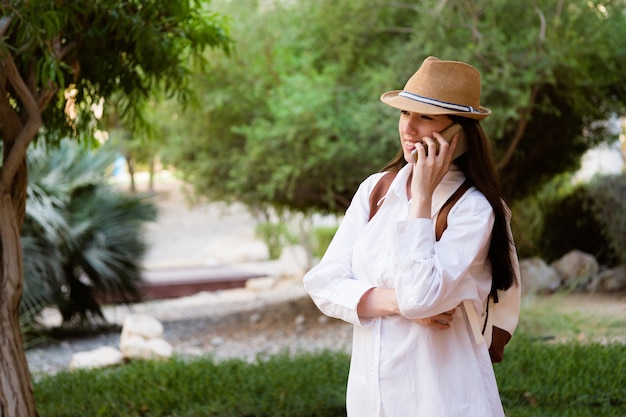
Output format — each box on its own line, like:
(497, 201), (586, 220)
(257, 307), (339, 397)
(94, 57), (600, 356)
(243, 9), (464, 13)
(255, 221), (295, 259)
(510, 173), (574, 260)
(539, 173), (626, 265)
(312, 225), (338, 259)
(22, 140), (157, 327)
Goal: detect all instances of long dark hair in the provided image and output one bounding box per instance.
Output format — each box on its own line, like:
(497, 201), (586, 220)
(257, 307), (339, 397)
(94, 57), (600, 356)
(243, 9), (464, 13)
(381, 115), (517, 294)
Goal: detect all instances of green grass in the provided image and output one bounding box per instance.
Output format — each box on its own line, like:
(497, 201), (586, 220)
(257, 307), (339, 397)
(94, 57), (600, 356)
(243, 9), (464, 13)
(34, 351), (350, 417)
(33, 294), (626, 416)
(518, 292), (626, 343)
(495, 335), (626, 417)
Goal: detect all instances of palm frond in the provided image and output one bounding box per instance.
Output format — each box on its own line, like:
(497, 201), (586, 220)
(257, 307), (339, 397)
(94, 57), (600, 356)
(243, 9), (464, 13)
(21, 138), (158, 327)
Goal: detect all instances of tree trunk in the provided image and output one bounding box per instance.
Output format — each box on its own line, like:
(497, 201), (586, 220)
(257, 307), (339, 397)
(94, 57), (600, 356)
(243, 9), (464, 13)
(1, 52), (41, 417)
(148, 157), (155, 193)
(126, 156), (136, 192)
(0, 189), (38, 417)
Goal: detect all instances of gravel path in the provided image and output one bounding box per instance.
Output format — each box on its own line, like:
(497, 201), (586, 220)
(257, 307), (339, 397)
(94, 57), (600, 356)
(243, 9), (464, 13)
(26, 175), (351, 378)
(26, 279), (353, 378)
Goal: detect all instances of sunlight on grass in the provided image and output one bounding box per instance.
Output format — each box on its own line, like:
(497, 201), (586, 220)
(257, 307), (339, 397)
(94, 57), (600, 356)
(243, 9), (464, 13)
(518, 292), (626, 343)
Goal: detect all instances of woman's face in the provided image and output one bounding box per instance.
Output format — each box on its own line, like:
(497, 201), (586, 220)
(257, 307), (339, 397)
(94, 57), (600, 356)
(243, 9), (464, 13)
(398, 110), (453, 164)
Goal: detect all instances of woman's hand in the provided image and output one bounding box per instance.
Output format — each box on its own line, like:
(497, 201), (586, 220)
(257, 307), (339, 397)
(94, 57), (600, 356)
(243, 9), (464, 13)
(357, 288), (457, 332)
(410, 308), (457, 330)
(408, 133), (459, 219)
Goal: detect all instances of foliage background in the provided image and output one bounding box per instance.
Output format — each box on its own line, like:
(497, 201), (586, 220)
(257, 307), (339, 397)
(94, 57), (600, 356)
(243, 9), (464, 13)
(158, 0), (626, 218)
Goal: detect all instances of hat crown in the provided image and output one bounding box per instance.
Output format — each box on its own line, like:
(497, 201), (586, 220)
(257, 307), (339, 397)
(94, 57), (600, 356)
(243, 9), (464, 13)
(379, 56), (490, 120)
(404, 56), (482, 110)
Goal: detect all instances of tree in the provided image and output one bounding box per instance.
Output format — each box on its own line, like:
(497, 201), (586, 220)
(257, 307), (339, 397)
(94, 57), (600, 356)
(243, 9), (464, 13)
(0, 1), (230, 415)
(161, 0), (401, 214)
(391, 0), (626, 200)
(162, 0), (626, 213)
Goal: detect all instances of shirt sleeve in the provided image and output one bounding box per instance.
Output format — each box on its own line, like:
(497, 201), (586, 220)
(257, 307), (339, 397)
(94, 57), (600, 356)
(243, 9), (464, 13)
(393, 189), (494, 318)
(302, 174), (384, 326)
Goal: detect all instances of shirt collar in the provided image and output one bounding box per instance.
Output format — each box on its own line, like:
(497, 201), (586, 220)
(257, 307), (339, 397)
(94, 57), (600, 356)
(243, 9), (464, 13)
(387, 164), (468, 216)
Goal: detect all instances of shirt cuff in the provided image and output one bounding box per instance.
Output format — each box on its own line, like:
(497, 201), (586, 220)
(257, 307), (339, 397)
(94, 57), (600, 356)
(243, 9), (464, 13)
(327, 279), (376, 327)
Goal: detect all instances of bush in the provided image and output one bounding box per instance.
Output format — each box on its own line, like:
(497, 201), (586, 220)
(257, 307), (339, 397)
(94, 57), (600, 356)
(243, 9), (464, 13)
(22, 140), (157, 327)
(509, 173), (574, 260)
(312, 226), (338, 259)
(539, 173), (626, 265)
(255, 221), (297, 259)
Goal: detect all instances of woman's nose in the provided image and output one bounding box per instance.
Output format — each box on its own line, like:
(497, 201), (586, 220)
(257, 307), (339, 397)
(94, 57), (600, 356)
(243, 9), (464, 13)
(402, 116), (419, 134)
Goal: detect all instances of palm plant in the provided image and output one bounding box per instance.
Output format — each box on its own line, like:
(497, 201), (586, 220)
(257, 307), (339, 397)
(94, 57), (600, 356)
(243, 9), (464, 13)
(22, 140), (157, 327)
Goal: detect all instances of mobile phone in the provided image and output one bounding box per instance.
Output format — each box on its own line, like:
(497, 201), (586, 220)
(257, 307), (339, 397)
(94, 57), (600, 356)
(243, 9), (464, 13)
(411, 123), (468, 162)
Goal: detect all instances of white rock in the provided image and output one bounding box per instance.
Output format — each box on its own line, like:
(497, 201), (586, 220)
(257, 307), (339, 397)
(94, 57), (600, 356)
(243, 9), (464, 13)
(551, 250), (599, 289)
(586, 266), (626, 292)
(519, 257), (562, 295)
(120, 334), (148, 359)
(121, 314), (164, 340)
(146, 338), (174, 359)
(69, 346), (124, 370)
(245, 277), (278, 292)
(120, 334), (173, 360)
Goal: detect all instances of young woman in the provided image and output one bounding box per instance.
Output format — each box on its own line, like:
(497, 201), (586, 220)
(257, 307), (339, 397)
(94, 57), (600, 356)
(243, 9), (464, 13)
(303, 56), (520, 417)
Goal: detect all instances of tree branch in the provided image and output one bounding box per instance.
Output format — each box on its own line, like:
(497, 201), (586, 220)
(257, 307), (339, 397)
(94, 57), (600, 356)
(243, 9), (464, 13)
(496, 84), (540, 171)
(533, 3), (547, 44)
(52, 36), (77, 62)
(0, 54), (41, 188)
(35, 37), (78, 109)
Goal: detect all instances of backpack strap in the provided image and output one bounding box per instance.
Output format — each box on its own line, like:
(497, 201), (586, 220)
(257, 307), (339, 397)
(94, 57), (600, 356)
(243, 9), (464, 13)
(435, 179), (472, 241)
(369, 173), (472, 236)
(368, 172), (397, 221)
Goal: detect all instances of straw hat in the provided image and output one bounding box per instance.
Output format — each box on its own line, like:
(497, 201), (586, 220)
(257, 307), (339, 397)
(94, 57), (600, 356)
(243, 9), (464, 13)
(380, 56), (490, 120)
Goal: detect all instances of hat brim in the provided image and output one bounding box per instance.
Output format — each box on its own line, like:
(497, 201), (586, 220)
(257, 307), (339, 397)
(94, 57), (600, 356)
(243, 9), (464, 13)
(380, 90), (490, 120)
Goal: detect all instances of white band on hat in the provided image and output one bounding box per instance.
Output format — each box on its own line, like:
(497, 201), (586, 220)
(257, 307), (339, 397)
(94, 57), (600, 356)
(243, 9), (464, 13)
(399, 91), (482, 114)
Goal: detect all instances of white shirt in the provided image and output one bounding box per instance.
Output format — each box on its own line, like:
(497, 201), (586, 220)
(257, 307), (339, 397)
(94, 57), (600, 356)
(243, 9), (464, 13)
(303, 163), (506, 417)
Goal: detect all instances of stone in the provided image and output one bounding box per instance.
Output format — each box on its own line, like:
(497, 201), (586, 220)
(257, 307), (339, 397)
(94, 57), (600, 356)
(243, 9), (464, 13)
(119, 314), (172, 360)
(69, 346), (124, 370)
(586, 265), (626, 292)
(146, 338), (174, 359)
(119, 334), (173, 360)
(245, 277), (278, 292)
(550, 250), (599, 289)
(121, 314), (164, 340)
(519, 257), (562, 295)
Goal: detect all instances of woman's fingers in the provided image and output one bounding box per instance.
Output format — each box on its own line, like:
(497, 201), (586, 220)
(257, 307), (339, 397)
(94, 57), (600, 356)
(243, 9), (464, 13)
(410, 308), (456, 330)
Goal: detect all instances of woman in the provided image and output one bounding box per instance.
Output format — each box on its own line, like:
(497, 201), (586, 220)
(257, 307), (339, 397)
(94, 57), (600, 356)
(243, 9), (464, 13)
(303, 56), (519, 417)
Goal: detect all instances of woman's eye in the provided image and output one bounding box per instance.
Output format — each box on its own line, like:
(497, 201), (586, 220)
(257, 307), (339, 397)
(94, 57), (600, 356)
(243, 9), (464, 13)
(400, 110), (410, 116)
(420, 115), (433, 120)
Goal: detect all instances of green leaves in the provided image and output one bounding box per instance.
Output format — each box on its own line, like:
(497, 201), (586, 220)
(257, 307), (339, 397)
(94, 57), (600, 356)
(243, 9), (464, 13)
(2, 0), (231, 144)
(158, 0), (626, 215)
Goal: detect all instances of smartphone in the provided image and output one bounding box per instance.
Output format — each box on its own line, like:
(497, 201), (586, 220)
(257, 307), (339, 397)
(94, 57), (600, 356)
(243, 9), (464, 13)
(411, 123), (468, 162)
